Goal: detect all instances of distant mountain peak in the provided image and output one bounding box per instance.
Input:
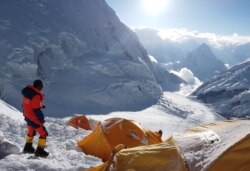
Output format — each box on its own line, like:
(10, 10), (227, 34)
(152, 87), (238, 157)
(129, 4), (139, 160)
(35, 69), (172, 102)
(199, 43), (210, 49)
(192, 43), (214, 58)
(181, 42), (226, 81)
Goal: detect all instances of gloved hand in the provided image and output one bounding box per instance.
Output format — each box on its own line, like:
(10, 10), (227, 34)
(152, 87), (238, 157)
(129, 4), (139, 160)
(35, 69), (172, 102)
(42, 105), (46, 109)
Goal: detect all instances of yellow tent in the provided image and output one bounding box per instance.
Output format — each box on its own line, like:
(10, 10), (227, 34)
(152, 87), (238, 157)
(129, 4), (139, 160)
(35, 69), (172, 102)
(77, 118), (162, 161)
(89, 120), (250, 171)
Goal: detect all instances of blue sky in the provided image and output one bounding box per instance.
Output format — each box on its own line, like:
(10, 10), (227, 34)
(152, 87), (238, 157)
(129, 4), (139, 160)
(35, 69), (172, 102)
(106, 0), (250, 35)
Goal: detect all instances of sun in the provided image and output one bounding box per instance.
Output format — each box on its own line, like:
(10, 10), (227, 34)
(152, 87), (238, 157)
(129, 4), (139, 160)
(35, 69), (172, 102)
(143, 0), (168, 15)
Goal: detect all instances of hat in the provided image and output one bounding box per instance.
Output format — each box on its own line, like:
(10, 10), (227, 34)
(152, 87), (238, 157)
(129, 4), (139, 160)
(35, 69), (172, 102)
(33, 79), (44, 88)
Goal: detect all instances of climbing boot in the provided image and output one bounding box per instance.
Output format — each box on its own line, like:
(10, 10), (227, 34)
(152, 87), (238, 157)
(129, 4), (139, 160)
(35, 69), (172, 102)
(35, 146), (49, 157)
(35, 137), (49, 157)
(23, 143), (35, 153)
(23, 135), (35, 153)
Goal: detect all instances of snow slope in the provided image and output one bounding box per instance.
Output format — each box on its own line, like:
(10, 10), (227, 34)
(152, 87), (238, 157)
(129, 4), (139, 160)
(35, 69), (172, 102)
(0, 99), (101, 170)
(192, 60), (250, 118)
(0, 92), (223, 170)
(88, 92), (223, 139)
(0, 0), (184, 117)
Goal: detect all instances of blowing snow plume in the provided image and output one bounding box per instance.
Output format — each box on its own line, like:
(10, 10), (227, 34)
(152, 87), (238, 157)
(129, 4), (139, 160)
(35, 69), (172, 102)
(171, 68), (202, 96)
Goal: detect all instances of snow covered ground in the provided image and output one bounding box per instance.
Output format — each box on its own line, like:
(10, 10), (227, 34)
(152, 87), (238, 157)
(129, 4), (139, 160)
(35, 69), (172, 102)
(0, 92), (224, 170)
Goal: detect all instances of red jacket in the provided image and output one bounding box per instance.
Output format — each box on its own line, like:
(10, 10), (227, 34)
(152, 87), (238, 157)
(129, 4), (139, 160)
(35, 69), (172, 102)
(22, 85), (45, 125)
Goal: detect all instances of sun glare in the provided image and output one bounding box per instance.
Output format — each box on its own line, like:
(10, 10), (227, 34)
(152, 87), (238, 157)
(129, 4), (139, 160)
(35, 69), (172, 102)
(143, 0), (168, 15)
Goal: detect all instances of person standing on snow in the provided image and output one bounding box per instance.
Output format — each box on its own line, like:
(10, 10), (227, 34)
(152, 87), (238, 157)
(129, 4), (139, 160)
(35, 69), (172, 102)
(22, 79), (49, 157)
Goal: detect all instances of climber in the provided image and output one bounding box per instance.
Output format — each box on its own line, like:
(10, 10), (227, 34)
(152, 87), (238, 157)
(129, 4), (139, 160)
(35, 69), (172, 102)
(21, 79), (49, 157)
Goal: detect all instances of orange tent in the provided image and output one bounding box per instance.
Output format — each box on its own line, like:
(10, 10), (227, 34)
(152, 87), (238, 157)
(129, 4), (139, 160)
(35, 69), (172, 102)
(77, 118), (162, 161)
(67, 115), (100, 130)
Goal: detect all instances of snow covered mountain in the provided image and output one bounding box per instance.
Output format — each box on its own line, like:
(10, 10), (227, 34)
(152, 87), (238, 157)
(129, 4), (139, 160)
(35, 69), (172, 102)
(135, 29), (227, 81)
(232, 42), (250, 62)
(192, 60), (250, 118)
(181, 43), (226, 81)
(216, 42), (250, 65)
(135, 28), (185, 63)
(135, 28), (250, 67)
(0, 0), (184, 116)
(0, 92), (223, 170)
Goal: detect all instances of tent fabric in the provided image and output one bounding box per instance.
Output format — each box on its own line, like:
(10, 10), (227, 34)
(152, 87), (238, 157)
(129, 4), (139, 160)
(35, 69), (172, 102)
(67, 115), (100, 130)
(88, 162), (109, 171)
(88, 144), (127, 171)
(109, 137), (188, 171)
(89, 119), (250, 171)
(208, 134), (250, 171)
(87, 137), (188, 171)
(77, 118), (162, 161)
(174, 120), (250, 171)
